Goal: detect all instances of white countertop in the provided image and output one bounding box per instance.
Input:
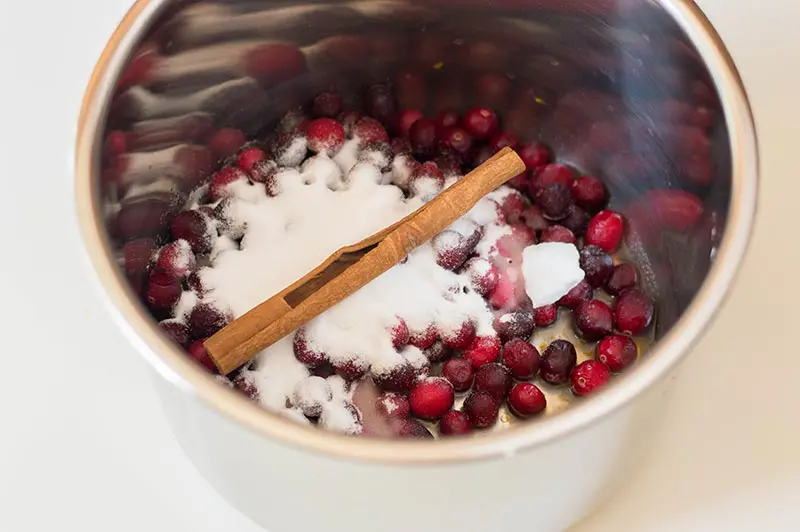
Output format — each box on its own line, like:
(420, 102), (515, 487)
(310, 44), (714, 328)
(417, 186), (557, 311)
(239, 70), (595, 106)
(1, 0), (798, 530)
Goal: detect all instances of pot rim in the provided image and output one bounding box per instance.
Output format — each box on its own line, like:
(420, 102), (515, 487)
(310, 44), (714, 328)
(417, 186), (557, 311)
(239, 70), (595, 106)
(74, 0), (758, 465)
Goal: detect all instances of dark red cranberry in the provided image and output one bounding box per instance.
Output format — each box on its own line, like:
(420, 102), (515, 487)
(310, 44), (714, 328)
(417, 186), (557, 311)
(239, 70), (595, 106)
(312, 91), (343, 118)
(396, 418), (434, 439)
(293, 328), (326, 368)
(249, 159), (278, 184)
(408, 117), (437, 156)
(159, 320), (190, 348)
(558, 280), (593, 309)
(463, 391), (500, 428)
(536, 183), (573, 220)
(574, 300), (614, 341)
(493, 310), (535, 343)
(529, 163), (575, 196)
(561, 205), (591, 236)
(463, 336), (502, 369)
(433, 110), (460, 137)
(571, 360), (611, 396)
(237, 147), (266, 172)
(155, 240), (196, 278)
(533, 304), (558, 326)
(508, 382), (547, 418)
(442, 358), (475, 392)
(364, 84), (397, 127)
(473, 363), (513, 400)
(502, 339), (541, 380)
(579, 245), (614, 287)
(408, 377), (455, 420)
(305, 118), (345, 155)
(571, 176), (608, 212)
(433, 150), (462, 176)
(541, 339), (577, 385)
(439, 410), (472, 436)
(353, 117), (390, 145)
(439, 320), (476, 350)
(438, 126), (473, 160)
(409, 325), (437, 350)
(517, 142), (551, 170)
(389, 317), (410, 350)
(376, 392), (410, 419)
(462, 257), (499, 296)
(540, 225), (576, 244)
(187, 339), (217, 373)
(374, 363), (416, 393)
(614, 287), (655, 335)
(396, 109), (424, 137)
(145, 269), (182, 311)
(488, 131), (518, 152)
(470, 144), (495, 168)
(233, 374), (259, 400)
(188, 302), (232, 339)
(424, 340), (453, 363)
(605, 263), (639, 295)
(333, 360), (368, 381)
(171, 210), (213, 255)
(208, 128), (246, 159)
(461, 106), (498, 140)
(596, 334), (638, 373)
(391, 137), (413, 155)
(586, 210), (625, 253)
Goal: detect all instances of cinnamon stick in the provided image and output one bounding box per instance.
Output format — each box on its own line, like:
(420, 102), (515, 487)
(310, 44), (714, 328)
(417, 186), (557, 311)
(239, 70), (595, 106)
(205, 147), (525, 374)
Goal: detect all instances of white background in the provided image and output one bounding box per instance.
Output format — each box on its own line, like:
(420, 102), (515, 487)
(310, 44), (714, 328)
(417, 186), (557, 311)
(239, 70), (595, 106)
(1, 0), (798, 530)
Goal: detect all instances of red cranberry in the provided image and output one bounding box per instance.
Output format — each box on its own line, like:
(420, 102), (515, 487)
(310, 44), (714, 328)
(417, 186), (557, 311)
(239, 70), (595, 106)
(558, 280), (593, 309)
(571, 360), (611, 396)
(389, 317), (410, 350)
(561, 205), (591, 236)
(502, 339), (541, 380)
(396, 418), (434, 439)
(305, 118), (345, 155)
(155, 239), (196, 278)
(541, 339), (577, 385)
(439, 320), (476, 350)
(312, 91), (343, 118)
(145, 269), (182, 311)
(463, 336), (502, 369)
(171, 210), (213, 255)
(333, 359), (368, 381)
(498, 190), (528, 223)
(614, 287), (655, 335)
(493, 310), (535, 343)
(188, 339), (217, 373)
(473, 363), (513, 400)
(432, 230), (470, 271)
(574, 300), (614, 341)
(488, 131), (518, 152)
(408, 377), (455, 420)
(374, 364), (416, 393)
(424, 340), (453, 363)
(439, 410), (472, 436)
(396, 109), (424, 137)
(208, 166), (248, 201)
(433, 110), (460, 137)
(353, 117), (389, 145)
(208, 128), (246, 159)
(571, 176), (608, 212)
(159, 320), (190, 348)
(376, 392), (410, 419)
(540, 225), (576, 244)
(442, 358), (474, 392)
(463, 391), (500, 428)
(508, 382), (547, 418)
(605, 263), (639, 295)
(249, 159), (278, 185)
(517, 142), (551, 170)
(233, 374), (259, 400)
(293, 328), (326, 368)
(536, 183), (573, 220)
(461, 107), (499, 140)
(586, 210), (625, 253)
(409, 325), (437, 350)
(188, 302), (232, 339)
(529, 163), (575, 195)
(364, 84), (397, 127)
(408, 117), (437, 156)
(533, 304), (558, 326)
(462, 257), (499, 297)
(579, 245), (614, 287)
(596, 334), (638, 373)
(237, 147), (266, 172)
(438, 126), (473, 160)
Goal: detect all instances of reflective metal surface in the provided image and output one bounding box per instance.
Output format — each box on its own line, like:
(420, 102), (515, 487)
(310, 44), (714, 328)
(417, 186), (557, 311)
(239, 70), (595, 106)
(75, 0), (757, 463)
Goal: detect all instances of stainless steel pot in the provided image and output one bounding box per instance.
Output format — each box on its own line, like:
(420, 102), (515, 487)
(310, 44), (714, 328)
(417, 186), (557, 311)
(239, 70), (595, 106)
(74, 1), (758, 530)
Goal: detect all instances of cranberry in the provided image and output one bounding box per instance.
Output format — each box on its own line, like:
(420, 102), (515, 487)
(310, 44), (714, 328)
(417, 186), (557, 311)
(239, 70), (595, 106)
(391, 137), (413, 155)
(159, 320), (190, 348)
(353, 117), (389, 145)
(520, 205), (549, 232)
(529, 163), (575, 195)
(463, 391), (500, 428)
(186, 268), (209, 296)
(424, 340), (453, 363)
(561, 205), (591, 236)
(374, 363), (416, 393)
(488, 275), (516, 310)
(396, 109), (424, 137)
(579, 245), (614, 287)
(470, 144), (495, 169)
(233, 374), (259, 400)
(249, 159), (278, 185)
(571, 360), (611, 396)
(461, 107), (499, 140)
(333, 359), (368, 381)
(408, 117), (437, 156)
(605, 263), (639, 295)
(171, 210), (213, 255)
(533, 304), (558, 326)
(536, 183), (573, 220)
(498, 190), (528, 223)
(585, 210), (625, 253)
(558, 280), (593, 309)
(409, 325), (438, 350)
(517, 142), (551, 170)
(208, 128), (246, 159)
(438, 126), (473, 160)
(596, 334), (638, 373)
(396, 418), (434, 439)
(463, 336), (502, 369)
(312, 91), (343, 118)
(433, 110), (460, 137)
(434, 151), (463, 176)
(145, 269), (182, 311)
(439, 410), (472, 436)
(574, 300), (614, 341)
(188, 302), (232, 339)
(488, 131), (518, 152)
(540, 225), (576, 244)
(208, 166), (248, 201)
(155, 239), (196, 278)
(441, 358), (473, 392)
(473, 363), (513, 401)
(541, 339), (577, 385)
(237, 147), (266, 172)
(115, 198), (176, 240)
(502, 339), (541, 380)
(305, 118), (345, 155)
(571, 176), (608, 212)
(462, 257), (499, 297)
(614, 287), (655, 335)
(376, 392), (410, 419)
(408, 377), (455, 420)
(508, 382), (547, 418)
(439, 320), (476, 350)
(389, 317), (410, 350)
(363, 84), (397, 127)
(432, 230), (470, 271)
(493, 310), (535, 343)
(188, 339), (217, 373)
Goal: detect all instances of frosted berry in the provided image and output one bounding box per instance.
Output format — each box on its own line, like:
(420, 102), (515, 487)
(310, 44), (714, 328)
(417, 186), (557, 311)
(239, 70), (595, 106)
(502, 339), (540, 380)
(463, 336), (502, 369)
(463, 391), (500, 428)
(306, 118), (345, 155)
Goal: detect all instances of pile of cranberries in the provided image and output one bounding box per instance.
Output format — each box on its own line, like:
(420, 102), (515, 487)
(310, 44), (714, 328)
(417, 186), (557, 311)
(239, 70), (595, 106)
(116, 82), (686, 439)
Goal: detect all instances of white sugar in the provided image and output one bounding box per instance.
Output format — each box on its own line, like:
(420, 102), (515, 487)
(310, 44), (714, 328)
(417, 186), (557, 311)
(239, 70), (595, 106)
(521, 242), (585, 307)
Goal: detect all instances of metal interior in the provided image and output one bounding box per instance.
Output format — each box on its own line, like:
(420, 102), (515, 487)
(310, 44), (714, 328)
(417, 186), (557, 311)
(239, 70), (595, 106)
(75, 0), (758, 462)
